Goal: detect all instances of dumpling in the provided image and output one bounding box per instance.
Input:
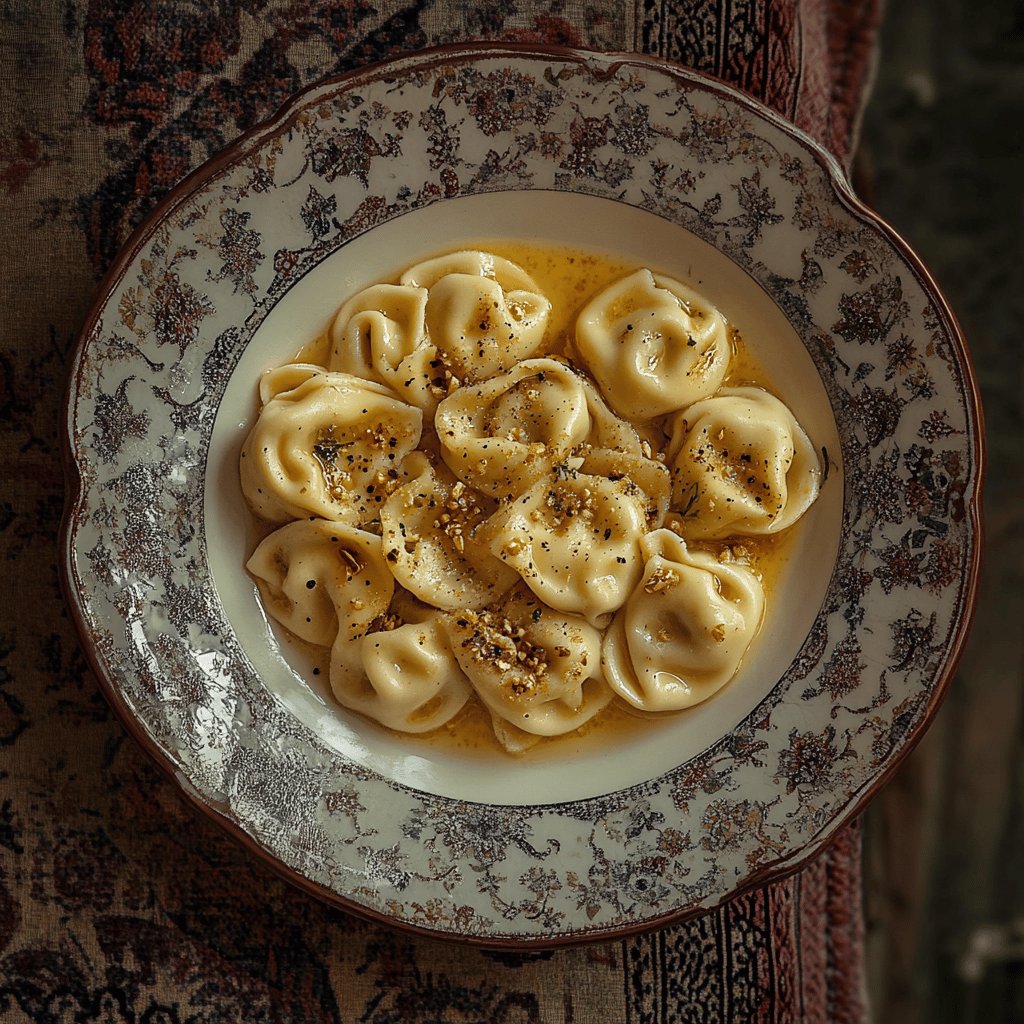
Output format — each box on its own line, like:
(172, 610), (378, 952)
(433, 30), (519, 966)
(421, 274), (550, 384)
(442, 589), (612, 740)
(667, 386), (821, 539)
(435, 356), (659, 500)
(239, 370), (422, 525)
(330, 604), (473, 733)
(246, 519), (394, 647)
(379, 452), (518, 610)
(435, 358), (593, 498)
(400, 250), (551, 383)
(327, 283), (447, 411)
(574, 268), (731, 419)
(479, 469), (648, 625)
(602, 529), (765, 711)
(400, 249), (541, 292)
(575, 445), (672, 531)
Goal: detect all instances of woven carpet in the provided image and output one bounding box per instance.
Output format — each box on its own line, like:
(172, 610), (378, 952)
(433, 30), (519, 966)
(1, 2), (878, 1021)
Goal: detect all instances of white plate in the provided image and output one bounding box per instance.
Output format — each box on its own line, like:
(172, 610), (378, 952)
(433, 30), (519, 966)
(63, 44), (982, 944)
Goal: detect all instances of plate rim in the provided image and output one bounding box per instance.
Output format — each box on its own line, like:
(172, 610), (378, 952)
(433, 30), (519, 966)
(60, 41), (985, 947)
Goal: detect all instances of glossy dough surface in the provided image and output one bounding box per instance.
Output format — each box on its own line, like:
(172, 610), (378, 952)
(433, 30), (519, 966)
(603, 530), (766, 711)
(240, 369), (422, 525)
(667, 386), (821, 539)
(401, 249), (552, 383)
(239, 249), (823, 753)
(574, 268), (731, 420)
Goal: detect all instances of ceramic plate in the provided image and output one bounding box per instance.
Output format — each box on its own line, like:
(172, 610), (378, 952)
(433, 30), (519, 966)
(62, 44), (983, 945)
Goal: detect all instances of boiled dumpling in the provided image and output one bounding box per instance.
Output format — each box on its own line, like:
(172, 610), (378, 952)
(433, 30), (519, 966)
(479, 469), (648, 625)
(379, 452), (518, 611)
(434, 356), (657, 501)
(602, 529), (765, 711)
(442, 589), (612, 741)
(246, 519), (394, 646)
(667, 386), (821, 539)
(400, 250), (551, 383)
(239, 370), (422, 525)
(327, 283), (444, 411)
(330, 599), (473, 733)
(435, 358), (594, 498)
(574, 268), (731, 419)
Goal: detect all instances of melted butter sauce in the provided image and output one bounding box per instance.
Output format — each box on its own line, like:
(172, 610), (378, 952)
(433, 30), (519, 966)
(256, 240), (802, 758)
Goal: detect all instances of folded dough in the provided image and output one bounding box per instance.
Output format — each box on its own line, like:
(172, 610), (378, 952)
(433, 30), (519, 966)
(603, 529), (765, 711)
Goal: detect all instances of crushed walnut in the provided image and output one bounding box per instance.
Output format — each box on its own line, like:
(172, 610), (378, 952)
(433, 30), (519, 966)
(719, 544), (751, 565)
(644, 565), (680, 594)
(544, 483), (594, 529)
(427, 363), (461, 398)
(433, 479), (485, 554)
(452, 609), (550, 697)
(366, 609), (402, 634)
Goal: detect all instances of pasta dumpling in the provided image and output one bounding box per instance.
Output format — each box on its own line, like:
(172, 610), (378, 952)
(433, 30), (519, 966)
(574, 268), (731, 419)
(246, 519), (394, 647)
(330, 607), (473, 733)
(399, 249), (540, 292)
(442, 589), (612, 739)
(379, 452), (518, 610)
(423, 275), (550, 384)
(327, 283), (445, 411)
(435, 356), (656, 500)
(602, 529), (765, 711)
(257, 362), (325, 407)
(435, 358), (589, 497)
(480, 470), (648, 625)
(239, 370), (422, 525)
(400, 250), (551, 383)
(667, 386), (821, 539)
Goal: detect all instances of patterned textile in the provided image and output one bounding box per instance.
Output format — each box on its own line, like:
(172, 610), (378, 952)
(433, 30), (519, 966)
(2, 2), (877, 1021)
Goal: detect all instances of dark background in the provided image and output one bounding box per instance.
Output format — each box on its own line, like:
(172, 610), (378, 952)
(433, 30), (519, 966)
(860, 1), (1024, 1021)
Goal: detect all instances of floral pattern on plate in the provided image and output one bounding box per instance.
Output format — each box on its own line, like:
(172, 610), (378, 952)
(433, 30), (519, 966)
(63, 45), (982, 944)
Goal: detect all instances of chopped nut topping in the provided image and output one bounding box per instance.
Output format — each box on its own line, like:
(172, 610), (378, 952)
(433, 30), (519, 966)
(501, 537), (524, 558)
(644, 566), (680, 593)
(367, 610), (402, 633)
(431, 479), (485, 554)
(428, 366), (461, 396)
(719, 544), (751, 564)
(544, 484), (594, 529)
(453, 609), (550, 697)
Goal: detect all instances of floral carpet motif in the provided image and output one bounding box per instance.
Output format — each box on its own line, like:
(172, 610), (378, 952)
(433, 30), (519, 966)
(1, 2), (882, 1020)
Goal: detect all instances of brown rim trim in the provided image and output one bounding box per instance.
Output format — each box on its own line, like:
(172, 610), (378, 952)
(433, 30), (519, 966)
(60, 41), (985, 949)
